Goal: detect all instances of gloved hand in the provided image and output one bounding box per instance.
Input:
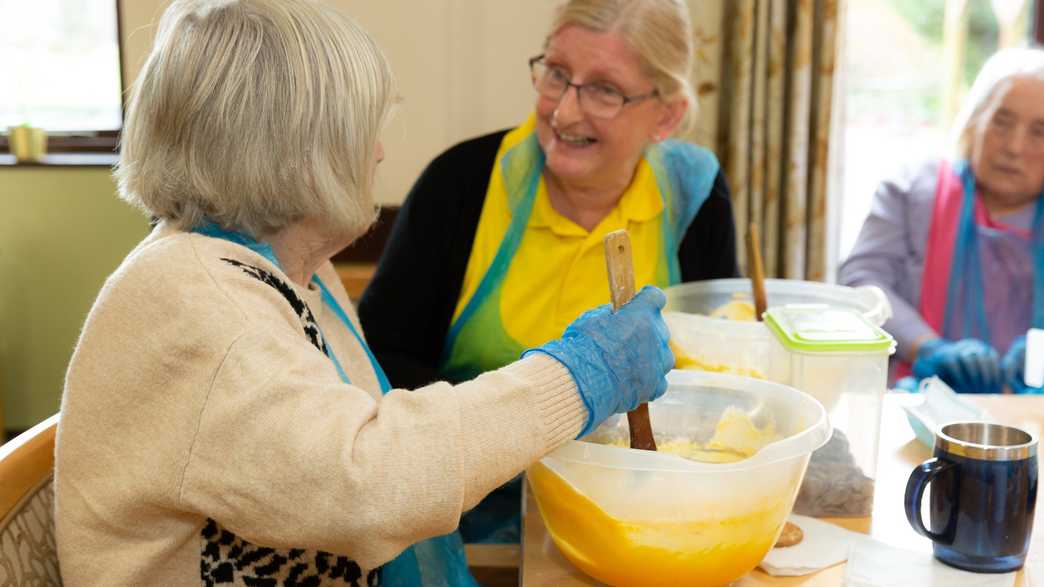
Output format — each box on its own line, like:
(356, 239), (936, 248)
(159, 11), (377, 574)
(524, 286), (673, 438)
(912, 338), (1003, 393)
(1002, 336), (1043, 394)
(893, 376), (920, 393)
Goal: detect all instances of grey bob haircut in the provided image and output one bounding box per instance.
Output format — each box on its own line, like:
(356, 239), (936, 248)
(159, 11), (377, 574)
(116, 0), (395, 239)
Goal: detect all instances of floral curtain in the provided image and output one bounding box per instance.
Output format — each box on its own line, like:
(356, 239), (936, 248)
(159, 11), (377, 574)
(687, 0), (841, 281)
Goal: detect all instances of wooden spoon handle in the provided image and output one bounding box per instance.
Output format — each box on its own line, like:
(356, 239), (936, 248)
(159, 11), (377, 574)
(604, 230), (657, 451)
(746, 222), (767, 321)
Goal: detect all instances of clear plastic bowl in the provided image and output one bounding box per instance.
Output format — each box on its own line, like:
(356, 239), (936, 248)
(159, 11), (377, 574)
(664, 278), (892, 327)
(527, 371), (830, 587)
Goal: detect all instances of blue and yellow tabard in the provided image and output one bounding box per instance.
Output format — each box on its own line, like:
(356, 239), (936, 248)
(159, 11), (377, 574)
(439, 114), (720, 383)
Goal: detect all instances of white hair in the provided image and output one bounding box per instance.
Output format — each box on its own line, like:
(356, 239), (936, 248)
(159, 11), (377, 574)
(548, 0), (696, 136)
(115, 0), (395, 240)
(950, 46), (1044, 159)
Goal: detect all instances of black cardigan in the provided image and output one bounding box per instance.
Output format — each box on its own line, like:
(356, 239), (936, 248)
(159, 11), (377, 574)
(358, 130), (739, 390)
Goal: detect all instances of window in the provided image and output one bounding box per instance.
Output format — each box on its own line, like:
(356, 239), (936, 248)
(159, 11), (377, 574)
(839, 0), (1041, 259)
(0, 0), (123, 155)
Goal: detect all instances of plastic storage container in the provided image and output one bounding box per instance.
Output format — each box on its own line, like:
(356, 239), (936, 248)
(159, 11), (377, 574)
(764, 305), (895, 517)
(527, 371), (830, 587)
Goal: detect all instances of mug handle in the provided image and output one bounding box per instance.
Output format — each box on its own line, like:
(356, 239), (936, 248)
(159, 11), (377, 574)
(905, 457), (957, 542)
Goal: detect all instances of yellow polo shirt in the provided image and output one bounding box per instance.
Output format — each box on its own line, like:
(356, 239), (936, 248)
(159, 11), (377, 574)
(453, 159), (667, 349)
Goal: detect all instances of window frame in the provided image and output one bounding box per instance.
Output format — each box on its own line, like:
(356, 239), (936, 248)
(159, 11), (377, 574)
(1, 1), (1040, 160)
(1036, 0), (1044, 43)
(0, 0), (126, 157)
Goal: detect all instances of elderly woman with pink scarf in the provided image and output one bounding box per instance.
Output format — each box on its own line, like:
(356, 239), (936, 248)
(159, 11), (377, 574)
(840, 48), (1044, 394)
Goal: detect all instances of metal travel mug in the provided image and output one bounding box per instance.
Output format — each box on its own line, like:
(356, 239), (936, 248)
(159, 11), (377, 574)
(905, 421), (1038, 573)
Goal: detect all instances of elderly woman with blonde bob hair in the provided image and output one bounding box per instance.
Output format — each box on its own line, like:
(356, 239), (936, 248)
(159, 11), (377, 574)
(359, 0), (737, 546)
(53, 1), (674, 585)
(840, 47), (1044, 394)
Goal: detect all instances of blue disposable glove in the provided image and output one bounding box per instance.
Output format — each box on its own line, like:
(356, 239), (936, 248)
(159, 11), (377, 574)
(524, 286), (674, 438)
(893, 376), (920, 393)
(1002, 336), (1043, 394)
(912, 338), (1003, 393)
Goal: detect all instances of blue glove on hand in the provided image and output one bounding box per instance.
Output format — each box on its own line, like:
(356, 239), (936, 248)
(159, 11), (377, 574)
(912, 338), (1003, 393)
(1002, 336), (1043, 394)
(524, 286), (674, 438)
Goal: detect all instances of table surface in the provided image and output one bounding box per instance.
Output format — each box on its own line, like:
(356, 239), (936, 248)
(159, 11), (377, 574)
(520, 393), (1044, 586)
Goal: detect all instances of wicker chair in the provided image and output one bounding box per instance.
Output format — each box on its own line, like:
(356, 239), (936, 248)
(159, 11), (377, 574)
(0, 414), (61, 586)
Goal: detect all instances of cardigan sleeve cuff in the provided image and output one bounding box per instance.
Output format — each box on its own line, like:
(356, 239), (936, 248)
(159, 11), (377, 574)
(500, 353), (587, 446)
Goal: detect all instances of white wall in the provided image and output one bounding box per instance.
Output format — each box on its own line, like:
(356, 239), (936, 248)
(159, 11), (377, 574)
(119, 0), (559, 205)
(340, 1), (560, 204)
(119, 1), (725, 205)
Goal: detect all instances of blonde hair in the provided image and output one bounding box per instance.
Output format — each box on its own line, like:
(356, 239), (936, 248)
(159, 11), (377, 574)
(116, 0), (395, 239)
(548, 0), (695, 135)
(951, 46), (1044, 160)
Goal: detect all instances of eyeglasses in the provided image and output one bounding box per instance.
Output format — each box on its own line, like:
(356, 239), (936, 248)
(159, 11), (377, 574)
(528, 55), (658, 119)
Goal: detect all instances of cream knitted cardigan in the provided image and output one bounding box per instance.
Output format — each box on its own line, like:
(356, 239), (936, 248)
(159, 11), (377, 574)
(54, 224), (586, 586)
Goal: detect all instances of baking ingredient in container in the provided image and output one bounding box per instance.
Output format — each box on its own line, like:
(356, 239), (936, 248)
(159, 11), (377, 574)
(792, 429), (874, 517)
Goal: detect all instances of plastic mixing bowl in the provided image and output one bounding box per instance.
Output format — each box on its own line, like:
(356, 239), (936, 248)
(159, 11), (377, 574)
(664, 278), (892, 326)
(527, 371), (831, 587)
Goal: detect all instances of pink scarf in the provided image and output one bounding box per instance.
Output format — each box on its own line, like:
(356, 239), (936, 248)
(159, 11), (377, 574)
(918, 161), (964, 336)
(902, 161), (1034, 377)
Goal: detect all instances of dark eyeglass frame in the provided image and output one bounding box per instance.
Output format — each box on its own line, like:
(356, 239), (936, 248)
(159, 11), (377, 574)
(527, 54), (659, 118)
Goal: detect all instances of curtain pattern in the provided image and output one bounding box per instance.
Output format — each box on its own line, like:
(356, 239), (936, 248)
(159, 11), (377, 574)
(687, 0), (840, 280)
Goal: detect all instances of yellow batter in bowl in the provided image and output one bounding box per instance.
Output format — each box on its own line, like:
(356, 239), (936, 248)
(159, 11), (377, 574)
(710, 298), (757, 321)
(532, 407), (788, 585)
(529, 462), (791, 586)
(598, 407), (779, 464)
(670, 340), (766, 379)
(528, 371), (831, 587)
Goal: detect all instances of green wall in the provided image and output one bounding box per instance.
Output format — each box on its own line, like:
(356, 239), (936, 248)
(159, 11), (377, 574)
(0, 167), (149, 431)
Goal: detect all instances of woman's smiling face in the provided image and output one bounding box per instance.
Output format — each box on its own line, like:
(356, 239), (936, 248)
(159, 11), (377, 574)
(534, 25), (682, 191)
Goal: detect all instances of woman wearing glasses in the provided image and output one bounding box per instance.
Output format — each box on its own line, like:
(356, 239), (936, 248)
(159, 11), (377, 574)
(358, 0), (737, 548)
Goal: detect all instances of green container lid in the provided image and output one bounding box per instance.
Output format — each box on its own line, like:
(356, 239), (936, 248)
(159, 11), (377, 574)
(764, 304), (895, 353)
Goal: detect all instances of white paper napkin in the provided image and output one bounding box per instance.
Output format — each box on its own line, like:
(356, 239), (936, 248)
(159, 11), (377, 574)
(758, 514), (872, 576)
(844, 541), (1017, 586)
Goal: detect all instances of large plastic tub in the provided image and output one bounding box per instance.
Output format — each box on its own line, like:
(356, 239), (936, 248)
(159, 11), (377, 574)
(664, 278), (892, 326)
(527, 371), (830, 587)
(667, 302), (895, 518)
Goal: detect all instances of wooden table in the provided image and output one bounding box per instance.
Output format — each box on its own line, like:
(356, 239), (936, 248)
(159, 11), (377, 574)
(521, 393), (1044, 586)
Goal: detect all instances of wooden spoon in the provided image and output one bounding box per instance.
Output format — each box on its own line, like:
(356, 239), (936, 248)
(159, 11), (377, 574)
(746, 222), (767, 321)
(604, 230), (657, 452)
(747, 223), (805, 545)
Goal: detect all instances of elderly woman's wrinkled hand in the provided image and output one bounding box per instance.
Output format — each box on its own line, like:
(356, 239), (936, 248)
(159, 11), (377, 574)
(524, 286), (673, 437)
(913, 338), (1004, 393)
